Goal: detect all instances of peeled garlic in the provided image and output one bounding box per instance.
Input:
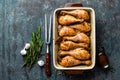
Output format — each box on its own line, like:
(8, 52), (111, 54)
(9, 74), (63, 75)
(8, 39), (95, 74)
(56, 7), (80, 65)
(24, 43), (30, 50)
(38, 60), (45, 67)
(20, 49), (27, 55)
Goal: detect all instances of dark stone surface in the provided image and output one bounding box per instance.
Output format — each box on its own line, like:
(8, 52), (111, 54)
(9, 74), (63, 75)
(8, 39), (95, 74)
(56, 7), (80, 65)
(0, 0), (120, 80)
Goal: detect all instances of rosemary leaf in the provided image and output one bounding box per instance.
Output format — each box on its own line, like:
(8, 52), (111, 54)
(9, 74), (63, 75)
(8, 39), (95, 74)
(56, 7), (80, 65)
(23, 26), (44, 69)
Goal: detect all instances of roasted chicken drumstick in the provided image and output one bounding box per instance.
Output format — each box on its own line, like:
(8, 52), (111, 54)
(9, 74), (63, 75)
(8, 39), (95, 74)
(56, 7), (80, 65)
(60, 9), (89, 20)
(63, 33), (90, 44)
(59, 26), (78, 37)
(65, 22), (91, 32)
(58, 15), (83, 25)
(60, 56), (92, 67)
(60, 41), (89, 50)
(57, 9), (91, 67)
(58, 48), (90, 60)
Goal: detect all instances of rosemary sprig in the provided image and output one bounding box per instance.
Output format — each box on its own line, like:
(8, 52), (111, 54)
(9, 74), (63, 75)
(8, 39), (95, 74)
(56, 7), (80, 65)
(23, 26), (44, 69)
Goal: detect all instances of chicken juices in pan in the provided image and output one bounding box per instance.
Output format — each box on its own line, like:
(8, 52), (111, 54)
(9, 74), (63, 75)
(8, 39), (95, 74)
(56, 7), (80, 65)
(56, 9), (91, 67)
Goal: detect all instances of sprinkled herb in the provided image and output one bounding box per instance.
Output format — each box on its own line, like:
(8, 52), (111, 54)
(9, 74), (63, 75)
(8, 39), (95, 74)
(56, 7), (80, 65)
(23, 26), (44, 69)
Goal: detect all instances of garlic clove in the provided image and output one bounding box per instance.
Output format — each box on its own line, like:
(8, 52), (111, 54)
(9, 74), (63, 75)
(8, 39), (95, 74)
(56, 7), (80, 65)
(104, 65), (109, 68)
(38, 60), (45, 67)
(24, 43), (30, 50)
(20, 49), (27, 55)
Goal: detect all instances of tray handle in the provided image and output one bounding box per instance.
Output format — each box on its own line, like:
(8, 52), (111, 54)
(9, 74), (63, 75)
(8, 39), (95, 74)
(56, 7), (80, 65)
(64, 3), (83, 7)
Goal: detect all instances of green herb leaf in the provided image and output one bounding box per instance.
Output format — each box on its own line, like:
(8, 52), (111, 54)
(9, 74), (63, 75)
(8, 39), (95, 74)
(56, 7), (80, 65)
(23, 26), (44, 69)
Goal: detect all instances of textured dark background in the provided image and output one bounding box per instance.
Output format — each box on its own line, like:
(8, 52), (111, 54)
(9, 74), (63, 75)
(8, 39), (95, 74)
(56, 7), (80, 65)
(0, 0), (120, 80)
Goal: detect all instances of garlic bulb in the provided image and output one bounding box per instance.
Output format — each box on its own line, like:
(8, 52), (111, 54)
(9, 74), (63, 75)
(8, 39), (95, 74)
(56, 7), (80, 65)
(24, 43), (30, 50)
(20, 49), (27, 55)
(38, 60), (45, 67)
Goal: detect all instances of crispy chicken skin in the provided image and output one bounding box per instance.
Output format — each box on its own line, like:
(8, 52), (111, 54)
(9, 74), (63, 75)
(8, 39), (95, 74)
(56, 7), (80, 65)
(63, 33), (90, 44)
(60, 56), (92, 67)
(60, 9), (89, 20)
(58, 48), (90, 60)
(59, 26), (77, 37)
(58, 15), (84, 25)
(59, 21), (90, 33)
(60, 41), (89, 51)
(57, 9), (91, 67)
(65, 22), (91, 32)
